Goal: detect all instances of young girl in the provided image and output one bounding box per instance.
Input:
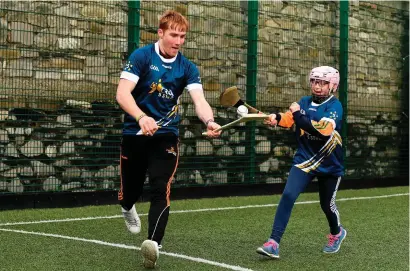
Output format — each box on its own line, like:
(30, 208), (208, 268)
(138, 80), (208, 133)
(257, 66), (346, 258)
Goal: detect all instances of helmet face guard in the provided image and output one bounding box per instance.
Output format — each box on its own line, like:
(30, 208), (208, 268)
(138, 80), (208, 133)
(309, 66), (340, 103)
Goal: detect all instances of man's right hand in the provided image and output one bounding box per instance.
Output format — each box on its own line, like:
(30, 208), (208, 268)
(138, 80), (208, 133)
(138, 116), (158, 136)
(264, 114), (278, 126)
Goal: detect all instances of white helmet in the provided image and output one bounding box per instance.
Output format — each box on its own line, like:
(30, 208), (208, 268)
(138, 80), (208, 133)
(309, 66), (340, 93)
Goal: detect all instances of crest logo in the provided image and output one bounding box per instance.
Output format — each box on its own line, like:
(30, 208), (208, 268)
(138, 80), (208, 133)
(166, 146), (177, 156)
(329, 111), (338, 120)
(124, 61), (133, 72)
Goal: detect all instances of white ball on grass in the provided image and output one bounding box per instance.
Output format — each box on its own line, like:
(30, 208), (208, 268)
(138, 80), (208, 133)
(237, 105), (248, 116)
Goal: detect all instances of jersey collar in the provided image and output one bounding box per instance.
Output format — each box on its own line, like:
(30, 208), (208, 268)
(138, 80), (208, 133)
(155, 42), (178, 63)
(311, 95), (334, 106)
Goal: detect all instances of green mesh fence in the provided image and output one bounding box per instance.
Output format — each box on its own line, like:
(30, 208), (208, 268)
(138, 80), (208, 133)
(0, 1), (126, 193)
(345, 2), (409, 179)
(255, 1), (340, 184)
(0, 1), (408, 195)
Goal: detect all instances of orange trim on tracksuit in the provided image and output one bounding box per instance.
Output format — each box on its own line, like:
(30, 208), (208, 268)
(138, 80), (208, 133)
(279, 111), (295, 128)
(118, 153), (124, 201)
(166, 144), (179, 206)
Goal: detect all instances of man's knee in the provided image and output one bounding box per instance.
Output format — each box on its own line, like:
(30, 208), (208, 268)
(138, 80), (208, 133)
(149, 178), (168, 200)
(281, 190), (299, 204)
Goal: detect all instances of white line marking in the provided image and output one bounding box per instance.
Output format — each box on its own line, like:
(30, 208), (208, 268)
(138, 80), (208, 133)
(0, 193), (408, 227)
(0, 215), (123, 226)
(0, 228), (254, 271)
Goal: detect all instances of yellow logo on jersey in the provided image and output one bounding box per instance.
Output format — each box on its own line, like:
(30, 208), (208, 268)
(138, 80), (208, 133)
(149, 79), (163, 94)
(148, 79), (174, 100)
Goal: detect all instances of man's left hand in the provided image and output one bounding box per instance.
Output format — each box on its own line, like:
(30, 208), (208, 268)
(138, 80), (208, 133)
(206, 121), (222, 138)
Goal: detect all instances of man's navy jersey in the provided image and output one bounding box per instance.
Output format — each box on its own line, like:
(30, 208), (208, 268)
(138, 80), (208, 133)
(120, 42), (202, 136)
(290, 95), (344, 176)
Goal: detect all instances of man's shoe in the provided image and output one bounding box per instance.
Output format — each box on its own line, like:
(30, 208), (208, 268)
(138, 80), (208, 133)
(121, 205), (141, 234)
(323, 227), (347, 253)
(141, 240), (159, 268)
(256, 239), (280, 258)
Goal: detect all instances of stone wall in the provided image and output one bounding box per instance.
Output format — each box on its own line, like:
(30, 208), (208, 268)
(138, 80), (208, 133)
(0, 1), (408, 193)
(0, 1), (127, 107)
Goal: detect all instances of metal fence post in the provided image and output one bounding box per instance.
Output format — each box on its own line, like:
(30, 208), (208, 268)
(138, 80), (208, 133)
(128, 0), (141, 55)
(399, 6), (409, 176)
(339, 1), (349, 172)
(245, 0), (258, 183)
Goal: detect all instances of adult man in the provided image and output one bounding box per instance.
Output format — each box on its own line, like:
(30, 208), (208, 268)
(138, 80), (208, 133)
(257, 66), (346, 258)
(116, 10), (221, 268)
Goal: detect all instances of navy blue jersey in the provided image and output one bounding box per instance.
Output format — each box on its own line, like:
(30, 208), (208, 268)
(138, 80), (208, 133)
(120, 42), (202, 136)
(279, 95), (344, 176)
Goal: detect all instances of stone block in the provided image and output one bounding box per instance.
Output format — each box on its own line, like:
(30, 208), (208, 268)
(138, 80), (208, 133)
(27, 14), (48, 27)
(7, 178), (24, 193)
(71, 29), (84, 37)
(86, 56), (105, 67)
(107, 37), (127, 53)
(84, 66), (109, 83)
(21, 140), (44, 157)
(106, 11), (127, 23)
(43, 176), (61, 191)
(89, 22), (104, 34)
(58, 38), (81, 50)
(35, 70), (61, 80)
(255, 141), (271, 154)
(196, 140), (213, 156)
(82, 33), (107, 51)
(4, 59), (33, 77)
(216, 146), (234, 156)
(34, 29), (58, 48)
(62, 69), (84, 81)
(9, 22), (34, 45)
(38, 58), (84, 69)
(21, 50), (38, 58)
(140, 30), (158, 42)
(81, 6), (108, 19)
(0, 49), (20, 59)
(55, 5), (80, 18)
(203, 81), (221, 92)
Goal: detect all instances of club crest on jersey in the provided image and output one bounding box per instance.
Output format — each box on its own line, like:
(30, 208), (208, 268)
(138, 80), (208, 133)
(329, 111), (338, 120)
(166, 146), (177, 156)
(124, 61), (133, 71)
(149, 79), (174, 100)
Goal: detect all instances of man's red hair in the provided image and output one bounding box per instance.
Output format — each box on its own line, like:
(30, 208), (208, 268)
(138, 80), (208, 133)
(159, 10), (189, 32)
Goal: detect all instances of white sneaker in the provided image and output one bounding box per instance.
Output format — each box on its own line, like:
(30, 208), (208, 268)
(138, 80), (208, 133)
(121, 205), (141, 234)
(141, 240), (159, 268)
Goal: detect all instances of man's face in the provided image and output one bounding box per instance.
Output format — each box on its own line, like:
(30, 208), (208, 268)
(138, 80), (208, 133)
(310, 79), (331, 97)
(158, 28), (186, 58)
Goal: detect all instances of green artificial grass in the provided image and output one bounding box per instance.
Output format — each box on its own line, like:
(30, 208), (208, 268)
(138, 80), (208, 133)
(0, 186), (408, 271)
